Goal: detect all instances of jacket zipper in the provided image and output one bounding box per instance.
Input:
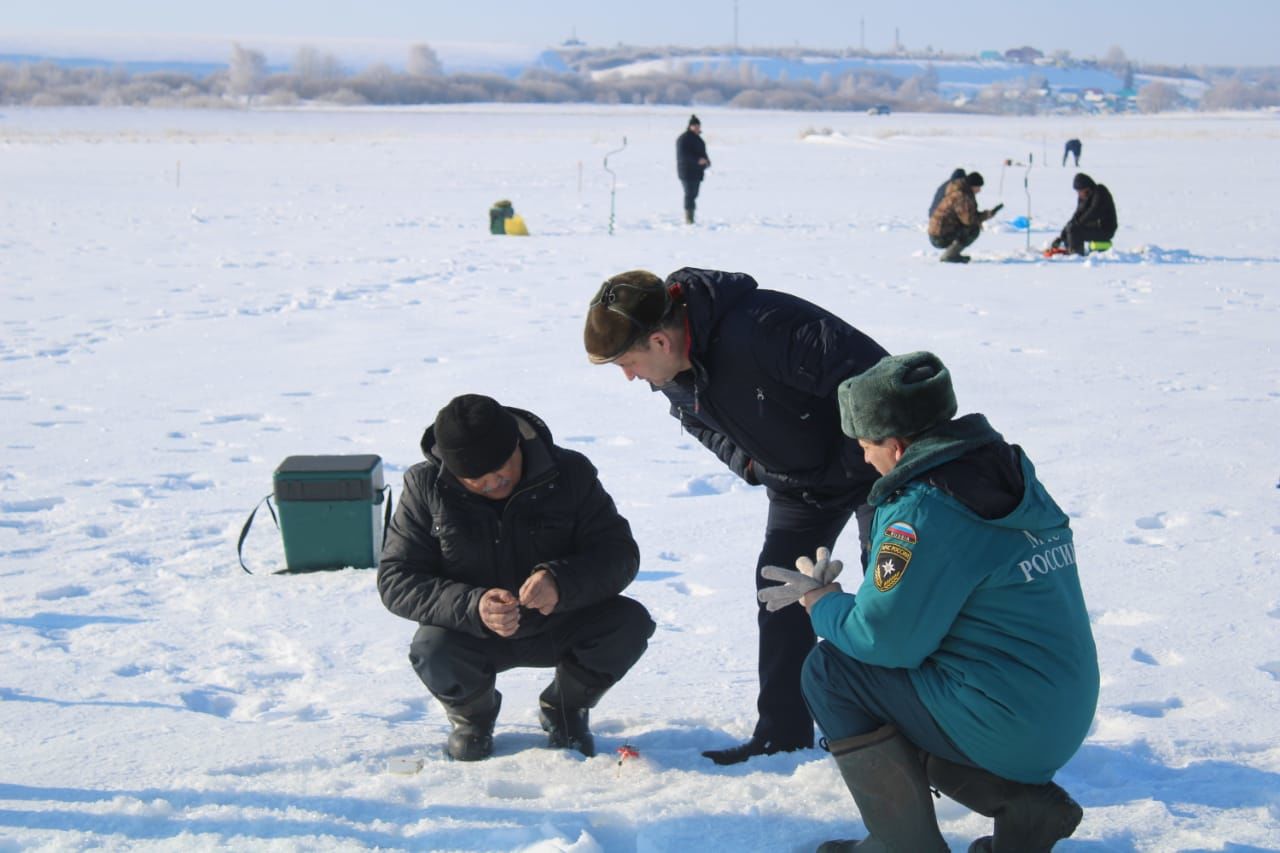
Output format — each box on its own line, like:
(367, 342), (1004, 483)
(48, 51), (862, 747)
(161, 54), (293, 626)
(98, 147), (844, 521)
(495, 470), (560, 570)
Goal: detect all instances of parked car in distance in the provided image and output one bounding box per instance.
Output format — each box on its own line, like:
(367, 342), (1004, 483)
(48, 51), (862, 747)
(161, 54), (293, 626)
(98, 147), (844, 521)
(868, 104), (891, 115)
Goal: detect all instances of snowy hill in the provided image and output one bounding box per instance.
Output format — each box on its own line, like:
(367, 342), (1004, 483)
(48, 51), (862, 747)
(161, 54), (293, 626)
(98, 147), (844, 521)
(587, 52), (1130, 97)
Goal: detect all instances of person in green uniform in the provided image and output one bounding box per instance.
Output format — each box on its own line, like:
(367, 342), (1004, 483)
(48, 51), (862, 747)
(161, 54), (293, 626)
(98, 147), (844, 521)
(761, 351), (1098, 852)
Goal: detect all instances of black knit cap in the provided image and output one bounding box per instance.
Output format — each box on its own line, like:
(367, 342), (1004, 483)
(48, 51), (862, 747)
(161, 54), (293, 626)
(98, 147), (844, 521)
(1073, 172), (1096, 190)
(584, 270), (672, 364)
(688, 114), (701, 127)
(433, 394), (519, 478)
(966, 171), (985, 188)
(838, 352), (958, 441)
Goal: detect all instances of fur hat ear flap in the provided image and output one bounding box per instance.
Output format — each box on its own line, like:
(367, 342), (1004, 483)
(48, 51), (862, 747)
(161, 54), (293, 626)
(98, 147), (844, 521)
(583, 271), (669, 364)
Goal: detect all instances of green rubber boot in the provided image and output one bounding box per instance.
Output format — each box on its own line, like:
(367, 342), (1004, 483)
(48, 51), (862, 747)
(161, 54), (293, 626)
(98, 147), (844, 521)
(816, 725), (949, 852)
(926, 754), (1082, 852)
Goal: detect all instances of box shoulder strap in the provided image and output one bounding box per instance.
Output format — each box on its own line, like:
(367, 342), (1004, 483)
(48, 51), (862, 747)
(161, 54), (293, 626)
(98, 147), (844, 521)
(381, 485), (393, 553)
(237, 494), (278, 575)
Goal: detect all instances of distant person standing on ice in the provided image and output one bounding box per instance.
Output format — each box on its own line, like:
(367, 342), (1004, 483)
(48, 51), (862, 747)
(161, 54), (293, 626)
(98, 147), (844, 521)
(1051, 172), (1117, 255)
(1063, 137), (1082, 167)
(760, 351), (1097, 852)
(676, 114), (711, 224)
(583, 268), (889, 766)
(927, 172), (1002, 263)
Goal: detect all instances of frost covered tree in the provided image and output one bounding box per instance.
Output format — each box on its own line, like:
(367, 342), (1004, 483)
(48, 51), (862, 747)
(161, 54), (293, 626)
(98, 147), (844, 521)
(1137, 81), (1180, 113)
(294, 46), (344, 82)
(916, 64), (940, 95)
(407, 44), (443, 77)
(229, 43), (267, 101)
(1201, 78), (1254, 111)
(1102, 45), (1128, 72)
(664, 81), (692, 104)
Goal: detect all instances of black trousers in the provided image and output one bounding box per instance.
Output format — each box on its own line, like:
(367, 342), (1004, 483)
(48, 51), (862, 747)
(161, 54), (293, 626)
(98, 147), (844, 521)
(752, 489), (874, 747)
(1063, 224), (1113, 254)
(681, 178), (702, 214)
(409, 596), (654, 711)
(930, 224), (981, 252)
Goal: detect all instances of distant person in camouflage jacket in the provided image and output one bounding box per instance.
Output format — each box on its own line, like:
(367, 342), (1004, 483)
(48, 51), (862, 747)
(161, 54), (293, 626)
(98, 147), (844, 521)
(929, 167), (966, 218)
(927, 172), (1002, 264)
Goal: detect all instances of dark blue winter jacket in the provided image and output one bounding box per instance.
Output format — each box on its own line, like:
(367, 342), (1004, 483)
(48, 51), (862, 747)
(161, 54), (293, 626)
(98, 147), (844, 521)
(676, 129), (710, 182)
(657, 268), (888, 505)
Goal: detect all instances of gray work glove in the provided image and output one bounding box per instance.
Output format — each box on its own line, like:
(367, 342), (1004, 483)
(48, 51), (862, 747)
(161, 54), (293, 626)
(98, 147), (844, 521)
(757, 547), (845, 612)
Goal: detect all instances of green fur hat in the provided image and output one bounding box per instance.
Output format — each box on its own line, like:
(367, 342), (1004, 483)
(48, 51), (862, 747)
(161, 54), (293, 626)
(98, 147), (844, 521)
(838, 351), (958, 440)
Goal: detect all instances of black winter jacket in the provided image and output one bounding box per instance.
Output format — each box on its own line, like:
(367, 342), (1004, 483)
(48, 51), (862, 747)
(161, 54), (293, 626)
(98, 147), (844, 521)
(658, 268), (889, 505)
(1064, 184), (1117, 239)
(677, 130), (710, 182)
(377, 408), (640, 639)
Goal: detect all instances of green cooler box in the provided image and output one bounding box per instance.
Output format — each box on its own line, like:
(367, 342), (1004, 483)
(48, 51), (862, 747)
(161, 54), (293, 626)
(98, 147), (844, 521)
(489, 199), (514, 234)
(273, 454), (386, 572)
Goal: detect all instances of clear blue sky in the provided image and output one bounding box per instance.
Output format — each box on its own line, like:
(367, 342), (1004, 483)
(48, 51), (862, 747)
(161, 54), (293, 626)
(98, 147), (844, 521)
(5, 0), (1277, 67)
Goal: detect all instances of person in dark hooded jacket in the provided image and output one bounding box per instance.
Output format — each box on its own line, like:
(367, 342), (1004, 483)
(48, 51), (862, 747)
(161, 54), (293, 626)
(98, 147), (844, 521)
(378, 394), (654, 762)
(1051, 172), (1117, 254)
(1062, 137), (1082, 167)
(583, 267), (889, 765)
(676, 114), (711, 224)
(765, 351), (1096, 852)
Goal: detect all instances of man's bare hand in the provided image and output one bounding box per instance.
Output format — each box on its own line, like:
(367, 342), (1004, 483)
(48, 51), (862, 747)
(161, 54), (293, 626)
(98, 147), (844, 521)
(479, 588), (520, 637)
(518, 568), (559, 616)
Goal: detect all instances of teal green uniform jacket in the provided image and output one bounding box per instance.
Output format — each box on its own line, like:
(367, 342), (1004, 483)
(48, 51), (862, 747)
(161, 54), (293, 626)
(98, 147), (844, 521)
(810, 417), (1099, 783)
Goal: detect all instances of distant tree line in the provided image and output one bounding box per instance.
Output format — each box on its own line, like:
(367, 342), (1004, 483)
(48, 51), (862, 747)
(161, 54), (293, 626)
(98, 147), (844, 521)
(1, 42), (1277, 114)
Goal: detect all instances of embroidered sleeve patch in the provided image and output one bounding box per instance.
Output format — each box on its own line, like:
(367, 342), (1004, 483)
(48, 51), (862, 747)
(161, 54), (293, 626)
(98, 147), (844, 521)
(874, 543), (912, 592)
(885, 521), (918, 544)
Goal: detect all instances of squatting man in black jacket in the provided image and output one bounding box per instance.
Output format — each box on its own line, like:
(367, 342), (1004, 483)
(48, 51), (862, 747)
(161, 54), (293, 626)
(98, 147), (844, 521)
(583, 268), (889, 765)
(377, 394), (655, 761)
(1050, 172), (1117, 255)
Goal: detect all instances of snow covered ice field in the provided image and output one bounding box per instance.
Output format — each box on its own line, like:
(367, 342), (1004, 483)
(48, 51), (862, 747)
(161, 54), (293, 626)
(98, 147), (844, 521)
(1, 104), (1278, 851)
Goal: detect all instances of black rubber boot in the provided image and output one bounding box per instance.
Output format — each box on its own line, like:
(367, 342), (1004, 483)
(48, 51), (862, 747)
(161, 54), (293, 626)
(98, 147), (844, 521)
(443, 689), (501, 762)
(817, 725), (949, 852)
(701, 736), (808, 766)
(538, 671), (606, 758)
(926, 754), (1083, 852)
(940, 238), (971, 263)
(539, 703), (594, 757)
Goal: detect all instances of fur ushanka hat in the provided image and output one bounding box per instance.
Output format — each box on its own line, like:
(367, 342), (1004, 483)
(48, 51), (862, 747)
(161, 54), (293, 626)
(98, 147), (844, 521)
(838, 352), (958, 441)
